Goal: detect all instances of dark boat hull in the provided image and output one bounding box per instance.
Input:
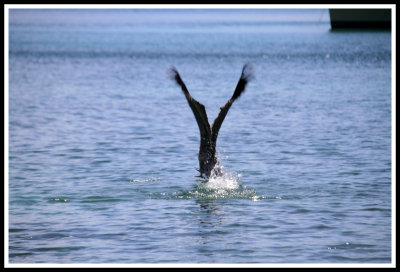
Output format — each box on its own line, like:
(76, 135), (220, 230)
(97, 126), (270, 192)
(329, 9), (391, 29)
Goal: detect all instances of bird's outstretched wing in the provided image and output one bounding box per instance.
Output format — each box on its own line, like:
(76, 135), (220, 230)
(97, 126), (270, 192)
(211, 63), (254, 144)
(169, 66), (211, 141)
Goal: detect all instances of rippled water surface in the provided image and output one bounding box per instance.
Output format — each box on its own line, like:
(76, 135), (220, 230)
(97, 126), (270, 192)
(8, 9), (392, 264)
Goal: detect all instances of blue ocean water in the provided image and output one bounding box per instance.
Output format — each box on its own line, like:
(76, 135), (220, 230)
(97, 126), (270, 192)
(8, 9), (392, 264)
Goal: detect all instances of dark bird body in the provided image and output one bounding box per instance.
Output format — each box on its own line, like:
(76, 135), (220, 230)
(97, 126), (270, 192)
(170, 64), (254, 178)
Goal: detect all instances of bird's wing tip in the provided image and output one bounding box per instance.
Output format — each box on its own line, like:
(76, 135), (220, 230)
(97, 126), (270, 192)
(242, 63), (255, 81)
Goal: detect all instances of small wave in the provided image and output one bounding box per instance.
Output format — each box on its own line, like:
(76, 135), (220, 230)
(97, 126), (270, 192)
(129, 177), (160, 183)
(327, 242), (374, 250)
(33, 246), (86, 252)
(48, 198), (68, 203)
(80, 196), (122, 203)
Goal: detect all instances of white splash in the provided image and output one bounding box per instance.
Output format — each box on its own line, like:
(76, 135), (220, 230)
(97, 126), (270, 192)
(192, 153), (261, 200)
(199, 161), (241, 191)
